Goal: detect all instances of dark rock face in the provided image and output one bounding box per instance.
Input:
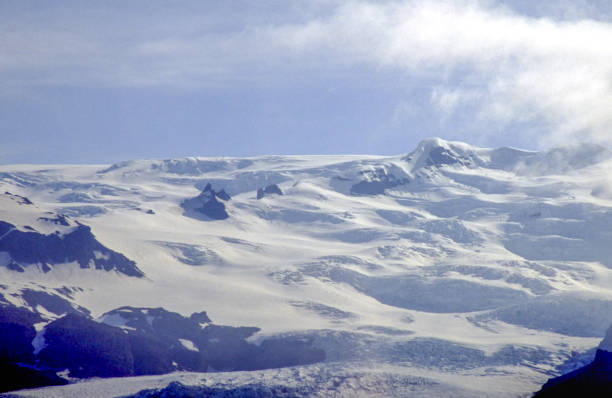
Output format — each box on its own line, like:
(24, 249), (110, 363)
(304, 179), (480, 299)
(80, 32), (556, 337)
(6, 261), (25, 273)
(127, 333), (174, 375)
(37, 213), (70, 226)
(181, 183), (231, 220)
(0, 221), (143, 277)
(0, 359), (68, 393)
(216, 189), (231, 201)
(0, 305), (69, 393)
(199, 195), (228, 220)
(0, 221), (13, 236)
(99, 306), (324, 373)
(0, 303), (326, 391)
(0, 305), (42, 363)
(534, 349), (612, 397)
(100, 307), (258, 372)
(102, 307), (213, 342)
(21, 289), (90, 317)
(3, 191), (33, 205)
(38, 313), (135, 378)
(190, 311), (212, 324)
(256, 184), (283, 199)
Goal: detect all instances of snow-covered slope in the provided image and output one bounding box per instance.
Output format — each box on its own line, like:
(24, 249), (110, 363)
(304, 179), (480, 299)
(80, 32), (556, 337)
(2, 138), (612, 396)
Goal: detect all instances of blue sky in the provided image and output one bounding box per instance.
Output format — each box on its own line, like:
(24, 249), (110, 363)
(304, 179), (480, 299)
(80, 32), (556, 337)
(1, 0), (611, 164)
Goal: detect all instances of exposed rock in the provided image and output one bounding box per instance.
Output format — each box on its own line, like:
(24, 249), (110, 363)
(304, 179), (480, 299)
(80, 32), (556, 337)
(0, 304), (42, 363)
(6, 261), (25, 273)
(0, 304), (70, 393)
(38, 313), (135, 378)
(256, 184), (283, 199)
(181, 183), (231, 220)
(535, 324), (612, 396)
(0, 359), (68, 394)
(37, 213), (70, 226)
(100, 307), (214, 340)
(128, 333), (174, 376)
(3, 191), (33, 205)
(534, 349), (612, 396)
(0, 221), (143, 277)
(216, 189), (231, 201)
(190, 311), (212, 324)
(98, 306), (324, 373)
(20, 289), (90, 318)
(99, 307), (256, 372)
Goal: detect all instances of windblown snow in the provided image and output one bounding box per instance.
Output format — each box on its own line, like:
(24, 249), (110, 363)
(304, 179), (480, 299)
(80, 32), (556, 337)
(3, 138), (612, 397)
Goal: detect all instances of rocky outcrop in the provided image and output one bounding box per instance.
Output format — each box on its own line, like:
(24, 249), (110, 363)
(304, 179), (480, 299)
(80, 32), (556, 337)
(20, 289), (90, 317)
(181, 183), (231, 220)
(3, 191), (33, 205)
(0, 304), (69, 393)
(0, 221), (143, 277)
(0, 299), (326, 392)
(38, 313), (135, 378)
(257, 184), (283, 199)
(534, 349), (612, 396)
(0, 305), (42, 364)
(98, 306), (324, 373)
(0, 360), (68, 394)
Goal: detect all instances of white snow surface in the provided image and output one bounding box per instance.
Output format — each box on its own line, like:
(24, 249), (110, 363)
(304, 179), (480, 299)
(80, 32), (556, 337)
(2, 138), (612, 396)
(31, 323), (48, 355)
(178, 339), (198, 352)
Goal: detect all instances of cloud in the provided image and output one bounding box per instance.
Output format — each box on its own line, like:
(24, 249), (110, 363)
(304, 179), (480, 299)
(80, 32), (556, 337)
(1, 0), (612, 147)
(260, 0), (612, 147)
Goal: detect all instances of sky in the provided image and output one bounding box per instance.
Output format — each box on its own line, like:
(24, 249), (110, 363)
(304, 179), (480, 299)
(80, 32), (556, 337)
(1, 0), (611, 164)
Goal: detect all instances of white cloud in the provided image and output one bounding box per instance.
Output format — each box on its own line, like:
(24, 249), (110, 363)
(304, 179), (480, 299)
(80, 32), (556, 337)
(261, 0), (612, 146)
(1, 0), (612, 147)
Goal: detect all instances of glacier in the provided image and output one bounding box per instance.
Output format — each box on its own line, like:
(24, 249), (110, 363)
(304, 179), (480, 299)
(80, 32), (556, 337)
(1, 138), (612, 396)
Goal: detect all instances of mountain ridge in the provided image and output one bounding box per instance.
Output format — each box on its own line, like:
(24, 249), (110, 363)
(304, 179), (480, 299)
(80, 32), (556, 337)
(1, 138), (611, 396)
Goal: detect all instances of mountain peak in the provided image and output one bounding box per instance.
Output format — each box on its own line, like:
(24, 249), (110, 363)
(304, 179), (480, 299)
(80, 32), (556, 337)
(401, 138), (612, 175)
(403, 138), (481, 170)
